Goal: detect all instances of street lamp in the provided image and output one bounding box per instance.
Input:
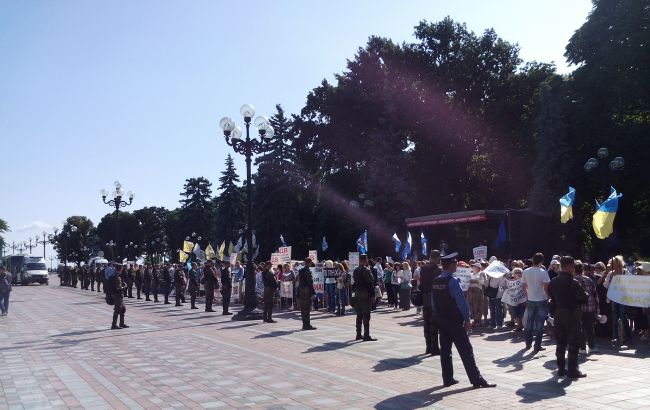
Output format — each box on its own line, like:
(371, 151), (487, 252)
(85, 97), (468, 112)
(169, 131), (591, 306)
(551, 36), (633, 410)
(24, 237), (37, 254)
(220, 104), (273, 321)
(101, 180), (135, 260)
(35, 231), (55, 260)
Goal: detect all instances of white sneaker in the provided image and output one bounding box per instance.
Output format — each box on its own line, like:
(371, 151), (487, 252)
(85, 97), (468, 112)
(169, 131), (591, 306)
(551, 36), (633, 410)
(579, 349), (587, 355)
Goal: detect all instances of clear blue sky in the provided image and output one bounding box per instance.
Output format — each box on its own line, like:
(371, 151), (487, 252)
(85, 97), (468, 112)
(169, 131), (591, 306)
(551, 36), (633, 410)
(0, 0), (592, 262)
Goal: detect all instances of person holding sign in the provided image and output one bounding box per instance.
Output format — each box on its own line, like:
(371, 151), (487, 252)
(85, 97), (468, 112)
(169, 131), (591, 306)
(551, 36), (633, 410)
(352, 254), (376, 341)
(548, 256), (588, 378)
(298, 258), (317, 331)
(431, 253), (496, 389)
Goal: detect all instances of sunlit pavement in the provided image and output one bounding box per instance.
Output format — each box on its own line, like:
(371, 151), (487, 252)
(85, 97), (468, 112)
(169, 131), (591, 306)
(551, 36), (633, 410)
(1, 285), (649, 409)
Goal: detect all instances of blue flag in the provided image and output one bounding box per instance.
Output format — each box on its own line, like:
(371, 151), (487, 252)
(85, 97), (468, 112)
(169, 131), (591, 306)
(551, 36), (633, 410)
(560, 186), (576, 224)
(356, 230), (368, 254)
(392, 233), (401, 254)
(321, 236), (328, 252)
(420, 231), (428, 257)
(593, 187), (622, 239)
(280, 235), (287, 247)
(400, 232), (412, 261)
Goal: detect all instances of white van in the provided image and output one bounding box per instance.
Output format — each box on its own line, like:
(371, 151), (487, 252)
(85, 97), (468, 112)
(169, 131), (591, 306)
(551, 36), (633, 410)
(22, 256), (49, 285)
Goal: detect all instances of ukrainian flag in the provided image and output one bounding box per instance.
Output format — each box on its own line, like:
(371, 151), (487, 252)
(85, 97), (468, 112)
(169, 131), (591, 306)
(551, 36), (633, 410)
(592, 187), (622, 239)
(559, 186), (576, 224)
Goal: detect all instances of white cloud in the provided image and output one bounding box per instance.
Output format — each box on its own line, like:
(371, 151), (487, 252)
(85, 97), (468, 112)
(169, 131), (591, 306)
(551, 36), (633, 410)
(15, 221), (54, 233)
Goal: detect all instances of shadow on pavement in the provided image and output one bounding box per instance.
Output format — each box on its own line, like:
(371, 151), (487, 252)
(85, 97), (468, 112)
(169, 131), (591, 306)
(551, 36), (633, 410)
(516, 375), (573, 403)
(372, 354), (428, 372)
(49, 328), (108, 338)
(375, 386), (475, 409)
(303, 340), (356, 353)
(492, 348), (541, 373)
(253, 329), (301, 339)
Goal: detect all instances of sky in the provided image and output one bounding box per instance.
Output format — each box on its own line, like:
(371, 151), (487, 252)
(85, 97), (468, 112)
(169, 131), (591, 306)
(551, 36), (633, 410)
(0, 0), (593, 263)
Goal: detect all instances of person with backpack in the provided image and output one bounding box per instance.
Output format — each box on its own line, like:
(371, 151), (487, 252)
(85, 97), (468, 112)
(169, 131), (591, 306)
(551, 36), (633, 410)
(106, 263), (129, 330)
(0, 266), (12, 316)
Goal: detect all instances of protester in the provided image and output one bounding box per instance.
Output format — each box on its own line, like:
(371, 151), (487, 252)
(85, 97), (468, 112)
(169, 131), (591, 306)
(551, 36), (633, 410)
(604, 255), (632, 345)
(522, 253), (550, 351)
(391, 262), (401, 309)
(0, 266), (12, 316)
(549, 256), (587, 378)
(335, 262), (350, 316)
(575, 261), (600, 354)
(262, 261), (278, 323)
(399, 261), (412, 311)
(467, 262), (485, 327)
(352, 254), (376, 341)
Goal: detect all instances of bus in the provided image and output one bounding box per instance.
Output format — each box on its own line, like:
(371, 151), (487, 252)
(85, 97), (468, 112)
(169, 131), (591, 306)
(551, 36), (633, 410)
(3, 255), (49, 285)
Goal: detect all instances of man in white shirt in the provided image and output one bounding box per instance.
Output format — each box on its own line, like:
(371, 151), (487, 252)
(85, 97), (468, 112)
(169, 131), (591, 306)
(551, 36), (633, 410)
(522, 253), (550, 352)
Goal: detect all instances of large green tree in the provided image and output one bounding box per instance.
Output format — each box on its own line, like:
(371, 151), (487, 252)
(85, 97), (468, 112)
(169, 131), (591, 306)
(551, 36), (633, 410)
(179, 177), (215, 246)
(96, 211), (141, 260)
(133, 206), (170, 261)
(214, 154), (245, 246)
(53, 216), (96, 265)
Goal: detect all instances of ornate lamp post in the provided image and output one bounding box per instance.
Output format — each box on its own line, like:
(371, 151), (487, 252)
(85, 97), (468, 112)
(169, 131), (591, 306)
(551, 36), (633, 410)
(35, 231), (55, 260)
(219, 104), (274, 320)
(24, 238), (37, 254)
(101, 181), (134, 260)
(17, 243), (26, 254)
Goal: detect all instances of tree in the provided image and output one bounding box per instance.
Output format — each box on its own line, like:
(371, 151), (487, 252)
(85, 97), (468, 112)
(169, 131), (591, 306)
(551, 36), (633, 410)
(214, 155), (245, 245)
(52, 216), (96, 265)
(179, 177), (216, 245)
(133, 206), (170, 261)
(96, 211), (141, 260)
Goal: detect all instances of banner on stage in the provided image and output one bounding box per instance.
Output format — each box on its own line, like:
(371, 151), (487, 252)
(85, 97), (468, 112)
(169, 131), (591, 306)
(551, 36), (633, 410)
(280, 281), (293, 298)
(229, 253), (237, 266)
(607, 275), (650, 308)
(483, 260), (509, 278)
(473, 246), (488, 260)
(311, 263), (324, 294)
(279, 246), (292, 263)
(453, 267), (471, 291)
(501, 279), (527, 306)
(271, 253), (281, 266)
(309, 250), (318, 264)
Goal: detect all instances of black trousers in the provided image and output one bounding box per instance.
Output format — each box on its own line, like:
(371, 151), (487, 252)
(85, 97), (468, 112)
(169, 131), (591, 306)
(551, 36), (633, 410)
(580, 311), (596, 350)
(422, 303), (440, 352)
(301, 309), (312, 329)
(554, 308), (582, 373)
(96, 278), (102, 292)
(438, 319), (482, 385)
(127, 280), (134, 298)
(222, 287), (232, 313)
(355, 301), (371, 337)
(152, 284), (159, 302)
(135, 282), (142, 299)
(163, 285), (170, 303)
(112, 297), (126, 326)
(264, 301), (274, 321)
(90, 277), (95, 291)
(189, 289), (197, 307)
(204, 283), (215, 311)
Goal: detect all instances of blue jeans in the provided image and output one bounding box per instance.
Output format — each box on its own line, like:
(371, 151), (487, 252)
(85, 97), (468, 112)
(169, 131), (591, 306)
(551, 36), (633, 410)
(325, 283), (336, 312)
(336, 288), (348, 314)
(0, 291), (9, 314)
(524, 300), (548, 349)
(611, 302), (632, 341)
(489, 298), (503, 327)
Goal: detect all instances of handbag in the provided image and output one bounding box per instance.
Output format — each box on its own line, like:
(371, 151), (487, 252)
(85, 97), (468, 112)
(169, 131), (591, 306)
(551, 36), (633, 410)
(410, 289), (423, 307)
(483, 277), (498, 298)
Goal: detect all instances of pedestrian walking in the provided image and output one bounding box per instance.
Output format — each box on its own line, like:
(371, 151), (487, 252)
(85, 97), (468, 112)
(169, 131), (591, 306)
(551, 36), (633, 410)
(0, 266), (12, 316)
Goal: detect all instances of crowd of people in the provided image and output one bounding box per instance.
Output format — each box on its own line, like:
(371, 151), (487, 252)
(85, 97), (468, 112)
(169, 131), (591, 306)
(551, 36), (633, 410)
(42, 249), (650, 385)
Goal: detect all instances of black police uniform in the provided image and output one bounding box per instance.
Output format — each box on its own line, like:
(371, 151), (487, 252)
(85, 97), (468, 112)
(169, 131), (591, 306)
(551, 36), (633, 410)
(262, 268), (278, 323)
(352, 264), (375, 341)
(162, 268), (172, 304)
(108, 272), (128, 329)
(203, 265), (217, 312)
(419, 263), (441, 355)
(135, 267), (143, 299)
(220, 267), (232, 315)
(143, 268), (152, 301)
(549, 271), (588, 377)
(298, 266), (316, 330)
(151, 268), (160, 302)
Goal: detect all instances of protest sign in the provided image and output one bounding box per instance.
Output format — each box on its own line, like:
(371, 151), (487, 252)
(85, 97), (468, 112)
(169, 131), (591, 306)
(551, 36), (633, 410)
(280, 281), (293, 298)
(473, 246), (488, 260)
(607, 275), (650, 308)
(279, 246), (292, 263)
(232, 282), (241, 302)
(453, 267), (472, 291)
(309, 250), (318, 264)
(483, 260), (510, 278)
(386, 256), (394, 263)
(311, 263), (324, 294)
(501, 279), (527, 306)
(324, 267), (338, 279)
(229, 253), (237, 266)
(270, 253), (281, 266)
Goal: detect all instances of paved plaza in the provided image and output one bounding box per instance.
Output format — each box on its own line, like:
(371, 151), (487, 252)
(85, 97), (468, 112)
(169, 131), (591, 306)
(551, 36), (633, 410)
(1, 286), (649, 409)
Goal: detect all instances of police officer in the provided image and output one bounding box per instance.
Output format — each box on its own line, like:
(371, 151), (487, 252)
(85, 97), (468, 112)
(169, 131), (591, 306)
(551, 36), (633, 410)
(419, 250), (441, 356)
(203, 260), (217, 312)
(187, 262), (199, 309)
(220, 261), (233, 315)
(162, 264), (172, 304)
(298, 258), (317, 330)
(143, 264), (152, 301)
(126, 264), (135, 298)
(151, 264), (160, 303)
(96, 265), (104, 293)
(89, 265), (96, 291)
(174, 266), (187, 306)
(352, 254), (376, 341)
(431, 252), (495, 388)
(548, 256), (588, 378)
(262, 261), (278, 323)
(107, 263), (129, 330)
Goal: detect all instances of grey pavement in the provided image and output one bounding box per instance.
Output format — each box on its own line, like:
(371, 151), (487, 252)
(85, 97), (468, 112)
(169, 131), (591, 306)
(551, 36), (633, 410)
(1, 285), (649, 409)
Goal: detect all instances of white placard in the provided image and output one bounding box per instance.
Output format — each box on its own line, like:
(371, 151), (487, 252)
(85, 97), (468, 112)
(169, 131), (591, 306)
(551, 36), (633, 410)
(473, 246), (488, 260)
(270, 253), (281, 266)
(308, 250), (318, 264)
(501, 279), (527, 306)
(386, 256), (394, 263)
(453, 267), (472, 291)
(483, 260), (510, 278)
(280, 281), (293, 298)
(607, 275), (650, 308)
(229, 253), (237, 266)
(311, 263), (324, 294)
(279, 246), (292, 263)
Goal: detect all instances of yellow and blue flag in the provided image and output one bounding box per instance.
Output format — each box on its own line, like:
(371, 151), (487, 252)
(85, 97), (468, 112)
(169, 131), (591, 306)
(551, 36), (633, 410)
(592, 187), (622, 239)
(559, 186), (576, 224)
